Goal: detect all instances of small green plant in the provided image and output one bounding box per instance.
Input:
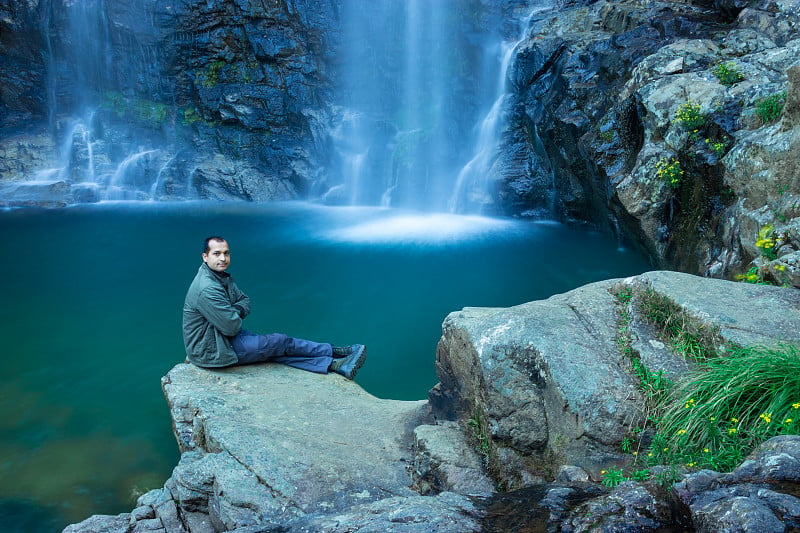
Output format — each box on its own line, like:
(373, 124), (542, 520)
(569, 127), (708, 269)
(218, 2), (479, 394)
(736, 266), (776, 285)
(705, 138), (727, 158)
(600, 467), (627, 488)
(202, 60), (227, 88)
(712, 61), (744, 86)
(653, 466), (682, 487)
(675, 101), (705, 132)
(621, 436), (635, 454)
(466, 406), (492, 467)
(102, 92), (170, 126)
(183, 107), (202, 125)
(655, 157), (684, 189)
(755, 224), (778, 260)
(103, 91), (127, 116)
(755, 91), (786, 124)
(598, 128), (615, 143)
(133, 100), (169, 124)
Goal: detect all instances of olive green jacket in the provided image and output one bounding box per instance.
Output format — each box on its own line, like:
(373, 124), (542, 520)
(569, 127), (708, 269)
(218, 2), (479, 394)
(182, 263), (251, 367)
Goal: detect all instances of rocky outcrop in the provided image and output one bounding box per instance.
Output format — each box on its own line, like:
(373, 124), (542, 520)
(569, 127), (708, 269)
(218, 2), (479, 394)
(503, 0), (800, 283)
(64, 271), (800, 532)
(432, 270), (800, 490)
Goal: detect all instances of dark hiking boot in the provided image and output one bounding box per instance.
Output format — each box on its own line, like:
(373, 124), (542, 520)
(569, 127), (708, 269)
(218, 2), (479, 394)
(332, 344), (363, 358)
(329, 344), (366, 380)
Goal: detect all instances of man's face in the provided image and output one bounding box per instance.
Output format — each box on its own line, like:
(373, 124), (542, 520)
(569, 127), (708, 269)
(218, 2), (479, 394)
(203, 239), (231, 273)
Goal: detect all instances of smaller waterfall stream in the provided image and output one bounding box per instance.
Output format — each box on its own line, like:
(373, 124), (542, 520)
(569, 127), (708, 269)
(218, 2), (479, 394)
(15, 0), (175, 203)
(448, 40), (518, 213)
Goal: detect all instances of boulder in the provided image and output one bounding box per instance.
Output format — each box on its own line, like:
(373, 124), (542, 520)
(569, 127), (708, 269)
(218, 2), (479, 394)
(191, 155), (298, 201)
(431, 270), (800, 490)
(673, 435), (800, 532)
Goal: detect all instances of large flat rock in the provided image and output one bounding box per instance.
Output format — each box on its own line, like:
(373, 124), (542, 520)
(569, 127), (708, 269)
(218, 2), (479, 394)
(161, 363), (433, 529)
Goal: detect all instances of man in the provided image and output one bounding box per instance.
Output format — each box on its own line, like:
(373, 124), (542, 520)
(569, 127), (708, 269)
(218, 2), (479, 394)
(182, 236), (366, 379)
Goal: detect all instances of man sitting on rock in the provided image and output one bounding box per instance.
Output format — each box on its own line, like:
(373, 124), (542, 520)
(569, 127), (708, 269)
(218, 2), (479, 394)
(182, 235), (366, 379)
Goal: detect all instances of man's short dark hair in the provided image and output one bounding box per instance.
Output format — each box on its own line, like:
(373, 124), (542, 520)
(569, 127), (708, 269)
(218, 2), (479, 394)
(204, 236), (227, 253)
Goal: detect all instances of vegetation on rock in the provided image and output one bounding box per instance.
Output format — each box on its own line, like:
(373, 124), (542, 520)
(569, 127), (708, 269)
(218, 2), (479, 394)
(610, 284), (800, 486)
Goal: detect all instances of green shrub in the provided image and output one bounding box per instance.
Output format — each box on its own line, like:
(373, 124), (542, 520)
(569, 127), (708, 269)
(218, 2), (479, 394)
(755, 92), (786, 124)
(712, 62), (744, 86)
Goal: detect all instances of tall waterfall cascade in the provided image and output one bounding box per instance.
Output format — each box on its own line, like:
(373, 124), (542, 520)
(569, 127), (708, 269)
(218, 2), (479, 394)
(329, 0), (549, 214)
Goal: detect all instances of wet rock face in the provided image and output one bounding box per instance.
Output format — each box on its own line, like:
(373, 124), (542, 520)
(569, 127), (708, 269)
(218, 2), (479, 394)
(0, 1), (48, 125)
(0, 0), (338, 201)
(499, 0), (727, 223)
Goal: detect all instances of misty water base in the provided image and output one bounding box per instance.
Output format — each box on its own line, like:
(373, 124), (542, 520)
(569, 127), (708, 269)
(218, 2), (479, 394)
(0, 202), (650, 531)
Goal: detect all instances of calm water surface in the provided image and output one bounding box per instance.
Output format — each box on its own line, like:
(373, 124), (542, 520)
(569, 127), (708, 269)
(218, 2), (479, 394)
(0, 202), (651, 531)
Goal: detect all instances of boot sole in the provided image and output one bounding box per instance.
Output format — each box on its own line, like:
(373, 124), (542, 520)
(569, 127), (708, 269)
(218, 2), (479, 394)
(342, 346), (367, 380)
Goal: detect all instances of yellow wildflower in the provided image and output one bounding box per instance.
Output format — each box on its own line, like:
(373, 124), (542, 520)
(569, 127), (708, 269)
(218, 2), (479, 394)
(759, 413), (772, 423)
(728, 428), (738, 435)
(792, 403), (800, 410)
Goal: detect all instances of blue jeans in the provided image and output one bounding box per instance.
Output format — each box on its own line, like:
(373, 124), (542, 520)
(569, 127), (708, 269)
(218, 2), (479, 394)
(231, 329), (333, 373)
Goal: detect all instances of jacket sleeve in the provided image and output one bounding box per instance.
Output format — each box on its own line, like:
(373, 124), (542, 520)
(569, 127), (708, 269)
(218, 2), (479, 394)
(229, 282), (251, 319)
(196, 284), (243, 337)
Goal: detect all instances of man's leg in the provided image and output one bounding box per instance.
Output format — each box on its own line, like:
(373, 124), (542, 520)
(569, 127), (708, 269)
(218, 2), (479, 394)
(231, 330), (333, 373)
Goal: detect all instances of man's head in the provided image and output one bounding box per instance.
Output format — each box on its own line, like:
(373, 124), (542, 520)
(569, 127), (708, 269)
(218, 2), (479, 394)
(202, 236), (230, 273)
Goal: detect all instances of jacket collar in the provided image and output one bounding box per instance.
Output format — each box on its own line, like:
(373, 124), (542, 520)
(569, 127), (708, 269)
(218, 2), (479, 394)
(201, 262), (231, 280)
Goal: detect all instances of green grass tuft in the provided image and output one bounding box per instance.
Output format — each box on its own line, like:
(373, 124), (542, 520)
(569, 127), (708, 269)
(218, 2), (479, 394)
(651, 343), (800, 471)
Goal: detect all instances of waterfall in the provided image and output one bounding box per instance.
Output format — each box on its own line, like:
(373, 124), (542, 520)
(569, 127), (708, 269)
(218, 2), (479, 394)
(106, 149), (160, 200)
(448, 40), (517, 213)
(449, 8), (547, 214)
(330, 1), (546, 214)
(34, 0), (170, 202)
(330, 1), (505, 212)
